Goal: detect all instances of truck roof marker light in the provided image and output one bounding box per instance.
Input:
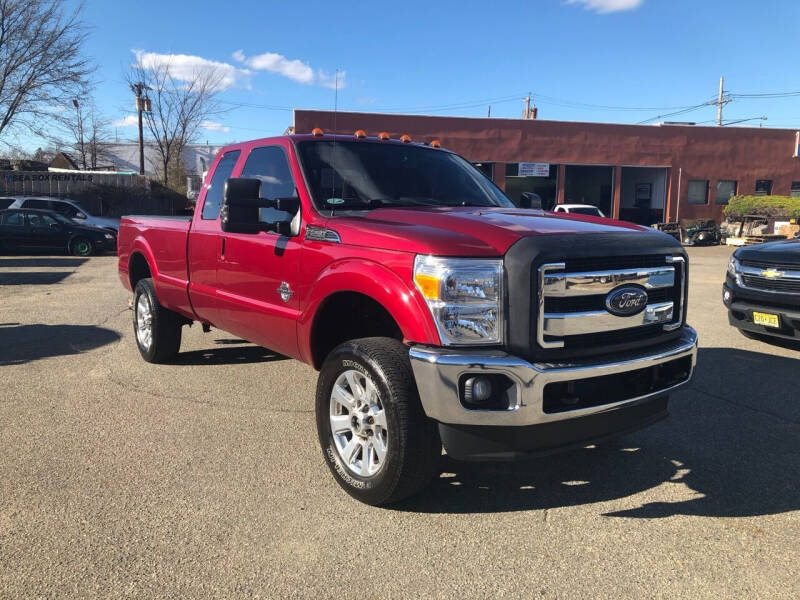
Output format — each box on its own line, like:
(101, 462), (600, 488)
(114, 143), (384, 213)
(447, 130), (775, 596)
(354, 129), (367, 139)
(378, 131), (390, 141)
(400, 134), (412, 143)
(312, 127), (324, 136)
(430, 140), (441, 148)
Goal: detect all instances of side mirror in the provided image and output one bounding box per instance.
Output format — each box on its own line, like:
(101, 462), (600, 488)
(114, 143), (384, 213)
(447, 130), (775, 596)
(519, 192), (542, 210)
(49, 222), (60, 229)
(220, 178), (300, 235)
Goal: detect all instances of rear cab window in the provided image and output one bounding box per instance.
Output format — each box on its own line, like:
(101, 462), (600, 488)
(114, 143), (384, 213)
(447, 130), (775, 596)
(201, 150), (241, 220)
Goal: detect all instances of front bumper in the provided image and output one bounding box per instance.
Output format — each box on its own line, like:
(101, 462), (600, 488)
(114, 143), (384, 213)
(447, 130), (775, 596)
(409, 326), (697, 459)
(724, 281), (800, 340)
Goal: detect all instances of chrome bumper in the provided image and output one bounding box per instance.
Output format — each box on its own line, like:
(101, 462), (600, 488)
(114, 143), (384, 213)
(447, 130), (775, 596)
(409, 326), (697, 427)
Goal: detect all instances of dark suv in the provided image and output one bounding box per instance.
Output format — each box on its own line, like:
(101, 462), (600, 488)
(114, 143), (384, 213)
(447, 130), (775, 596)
(0, 208), (116, 256)
(724, 238), (800, 342)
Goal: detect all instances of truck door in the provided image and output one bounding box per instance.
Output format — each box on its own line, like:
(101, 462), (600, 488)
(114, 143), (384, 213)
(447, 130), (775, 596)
(214, 143), (301, 359)
(187, 149), (241, 326)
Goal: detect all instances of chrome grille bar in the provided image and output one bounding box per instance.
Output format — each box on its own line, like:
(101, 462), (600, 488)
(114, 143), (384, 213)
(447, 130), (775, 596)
(543, 301), (674, 336)
(543, 266), (674, 297)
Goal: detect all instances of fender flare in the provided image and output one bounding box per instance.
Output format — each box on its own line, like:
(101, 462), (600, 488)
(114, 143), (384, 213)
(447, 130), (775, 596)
(298, 258), (440, 365)
(127, 236), (160, 291)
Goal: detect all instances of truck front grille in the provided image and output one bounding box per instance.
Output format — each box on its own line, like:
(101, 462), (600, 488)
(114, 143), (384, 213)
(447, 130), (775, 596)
(741, 274), (800, 293)
(536, 255), (685, 351)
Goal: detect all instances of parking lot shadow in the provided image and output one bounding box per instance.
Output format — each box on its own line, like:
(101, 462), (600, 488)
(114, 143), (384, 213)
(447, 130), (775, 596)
(0, 323), (121, 366)
(172, 344), (288, 366)
(0, 271), (74, 285)
(0, 257), (88, 268)
(393, 347), (800, 518)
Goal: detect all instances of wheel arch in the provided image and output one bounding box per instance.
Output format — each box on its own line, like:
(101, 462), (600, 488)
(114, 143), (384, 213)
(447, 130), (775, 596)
(300, 259), (440, 369)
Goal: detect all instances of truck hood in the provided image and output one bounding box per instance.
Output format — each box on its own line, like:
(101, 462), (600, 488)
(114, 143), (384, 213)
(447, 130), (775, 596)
(736, 237), (800, 265)
(327, 207), (651, 256)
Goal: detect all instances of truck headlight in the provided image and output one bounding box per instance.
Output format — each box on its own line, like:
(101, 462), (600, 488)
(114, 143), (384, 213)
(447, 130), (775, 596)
(104, 233), (114, 240)
(727, 256), (740, 277)
(413, 255), (503, 345)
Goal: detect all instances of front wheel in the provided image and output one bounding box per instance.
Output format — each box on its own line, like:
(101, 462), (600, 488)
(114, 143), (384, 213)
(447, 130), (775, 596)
(316, 337), (441, 505)
(133, 278), (183, 363)
(70, 237), (93, 256)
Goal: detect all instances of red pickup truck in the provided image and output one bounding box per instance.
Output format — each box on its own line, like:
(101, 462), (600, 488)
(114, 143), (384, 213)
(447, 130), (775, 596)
(118, 131), (698, 505)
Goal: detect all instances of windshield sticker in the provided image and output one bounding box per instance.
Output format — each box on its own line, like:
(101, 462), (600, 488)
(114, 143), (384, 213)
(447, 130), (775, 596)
(326, 198), (345, 205)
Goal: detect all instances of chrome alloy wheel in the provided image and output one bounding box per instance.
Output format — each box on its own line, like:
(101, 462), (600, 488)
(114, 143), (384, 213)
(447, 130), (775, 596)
(135, 293), (153, 351)
(329, 369), (389, 477)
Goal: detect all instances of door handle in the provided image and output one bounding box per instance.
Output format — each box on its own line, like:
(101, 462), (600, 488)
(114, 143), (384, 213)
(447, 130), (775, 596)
(221, 237), (226, 256)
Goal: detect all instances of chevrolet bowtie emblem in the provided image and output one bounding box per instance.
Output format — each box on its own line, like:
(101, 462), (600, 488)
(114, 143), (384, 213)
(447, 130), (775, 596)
(761, 268), (784, 279)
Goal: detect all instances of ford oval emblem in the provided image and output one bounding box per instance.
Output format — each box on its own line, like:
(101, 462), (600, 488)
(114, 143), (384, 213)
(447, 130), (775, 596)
(605, 286), (648, 317)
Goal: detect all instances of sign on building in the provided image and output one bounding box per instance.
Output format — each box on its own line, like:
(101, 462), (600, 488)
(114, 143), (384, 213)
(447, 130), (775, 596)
(518, 162), (550, 177)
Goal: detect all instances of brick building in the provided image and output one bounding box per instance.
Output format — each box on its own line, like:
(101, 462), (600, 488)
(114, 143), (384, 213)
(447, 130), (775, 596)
(294, 110), (800, 225)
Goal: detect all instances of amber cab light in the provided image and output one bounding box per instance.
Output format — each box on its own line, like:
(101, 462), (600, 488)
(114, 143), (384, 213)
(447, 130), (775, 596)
(378, 131), (390, 141)
(354, 129), (367, 139)
(430, 140), (441, 148)
(311, 127), (324, 136)
(400, 134), (412, 143)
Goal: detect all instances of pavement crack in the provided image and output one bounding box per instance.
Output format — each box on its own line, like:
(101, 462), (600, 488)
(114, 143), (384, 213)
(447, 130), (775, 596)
(688, 385), (800, 426)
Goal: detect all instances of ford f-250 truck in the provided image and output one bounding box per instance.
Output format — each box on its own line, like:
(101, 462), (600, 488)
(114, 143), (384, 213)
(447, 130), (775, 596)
(118, 130), (698, 505)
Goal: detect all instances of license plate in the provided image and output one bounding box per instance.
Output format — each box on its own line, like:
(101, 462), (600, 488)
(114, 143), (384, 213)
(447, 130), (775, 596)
(752, 311), (780, 328)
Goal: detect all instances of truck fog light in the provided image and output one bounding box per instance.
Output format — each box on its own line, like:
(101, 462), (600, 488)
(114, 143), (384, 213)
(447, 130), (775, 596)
(463, 376), (493, 405)
(723, 289), (732, 305)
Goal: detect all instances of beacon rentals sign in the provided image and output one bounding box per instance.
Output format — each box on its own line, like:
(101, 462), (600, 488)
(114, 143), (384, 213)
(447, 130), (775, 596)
(0, 171), (142, 196)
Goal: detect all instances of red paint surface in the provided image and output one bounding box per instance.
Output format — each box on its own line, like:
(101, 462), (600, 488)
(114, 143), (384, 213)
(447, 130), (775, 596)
(118, 135), (657, 365)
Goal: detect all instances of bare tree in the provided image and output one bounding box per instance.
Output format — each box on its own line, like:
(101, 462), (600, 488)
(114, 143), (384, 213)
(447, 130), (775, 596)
(0, 0), (92, 143)
(64, 97), (109, 169)
(127, 56), (225, 186)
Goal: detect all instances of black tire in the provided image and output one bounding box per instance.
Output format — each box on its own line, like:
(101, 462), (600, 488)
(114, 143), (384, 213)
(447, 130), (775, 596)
(316, 337), (441, 505)
(133, 278), (182, 363)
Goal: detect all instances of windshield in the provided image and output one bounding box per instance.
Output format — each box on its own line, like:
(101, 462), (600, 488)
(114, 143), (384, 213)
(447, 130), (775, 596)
(297, 140), (514, 212)
(50, 212), (75, 225)
(569, 206), (603, 217)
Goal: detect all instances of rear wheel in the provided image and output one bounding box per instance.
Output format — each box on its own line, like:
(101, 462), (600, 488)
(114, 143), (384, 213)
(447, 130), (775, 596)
(70, 237), (93, 256)
(316, 337), (441, 506)
(133, 278), (182, 363)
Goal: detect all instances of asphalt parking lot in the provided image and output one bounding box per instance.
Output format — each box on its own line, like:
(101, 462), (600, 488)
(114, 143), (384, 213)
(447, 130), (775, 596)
(1, 247), (798, 599)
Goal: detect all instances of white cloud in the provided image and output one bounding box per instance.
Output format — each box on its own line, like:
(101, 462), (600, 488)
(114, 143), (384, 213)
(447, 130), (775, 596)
(565, 0), (643, 13)
(134, 50), (246, 90)
(200, 120), (230, 133)
(233, 50), (344, 88)
(113, 115), (139, 127)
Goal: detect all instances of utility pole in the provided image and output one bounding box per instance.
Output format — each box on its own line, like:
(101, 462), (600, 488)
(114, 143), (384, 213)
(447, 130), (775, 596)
(487, 105), (491, 118)
(130, 82), (151, 175)
(714, 76), (731, 126)
(72, 99), (86, 170)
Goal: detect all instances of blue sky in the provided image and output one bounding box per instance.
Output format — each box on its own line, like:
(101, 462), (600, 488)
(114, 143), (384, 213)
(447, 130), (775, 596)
(46, 0), (800, 148)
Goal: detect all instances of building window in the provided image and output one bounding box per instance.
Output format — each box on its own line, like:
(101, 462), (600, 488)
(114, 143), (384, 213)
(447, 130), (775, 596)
(755, 179), (772, 196)
(472, 162), (494, 180)
(687, 180), (709, 205)
(791, 182), (800, 198)
(716, 180), (737, 205)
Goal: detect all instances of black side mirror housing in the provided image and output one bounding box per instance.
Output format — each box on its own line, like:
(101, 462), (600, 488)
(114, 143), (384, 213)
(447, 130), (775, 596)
(519, 192), (542, 210)
(220, 178), (300, 235)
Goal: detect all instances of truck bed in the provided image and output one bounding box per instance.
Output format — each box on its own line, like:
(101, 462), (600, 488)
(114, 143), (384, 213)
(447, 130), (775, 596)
(118, 214), (194, 319)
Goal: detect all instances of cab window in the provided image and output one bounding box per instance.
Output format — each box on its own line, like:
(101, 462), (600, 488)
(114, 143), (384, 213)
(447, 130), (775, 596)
(201, 150), (241, 220)
(240, 146), (297, 225)
(23, 199), (51, 210)
(2, 211), (25, 226)
(27, 213), (57, 227)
